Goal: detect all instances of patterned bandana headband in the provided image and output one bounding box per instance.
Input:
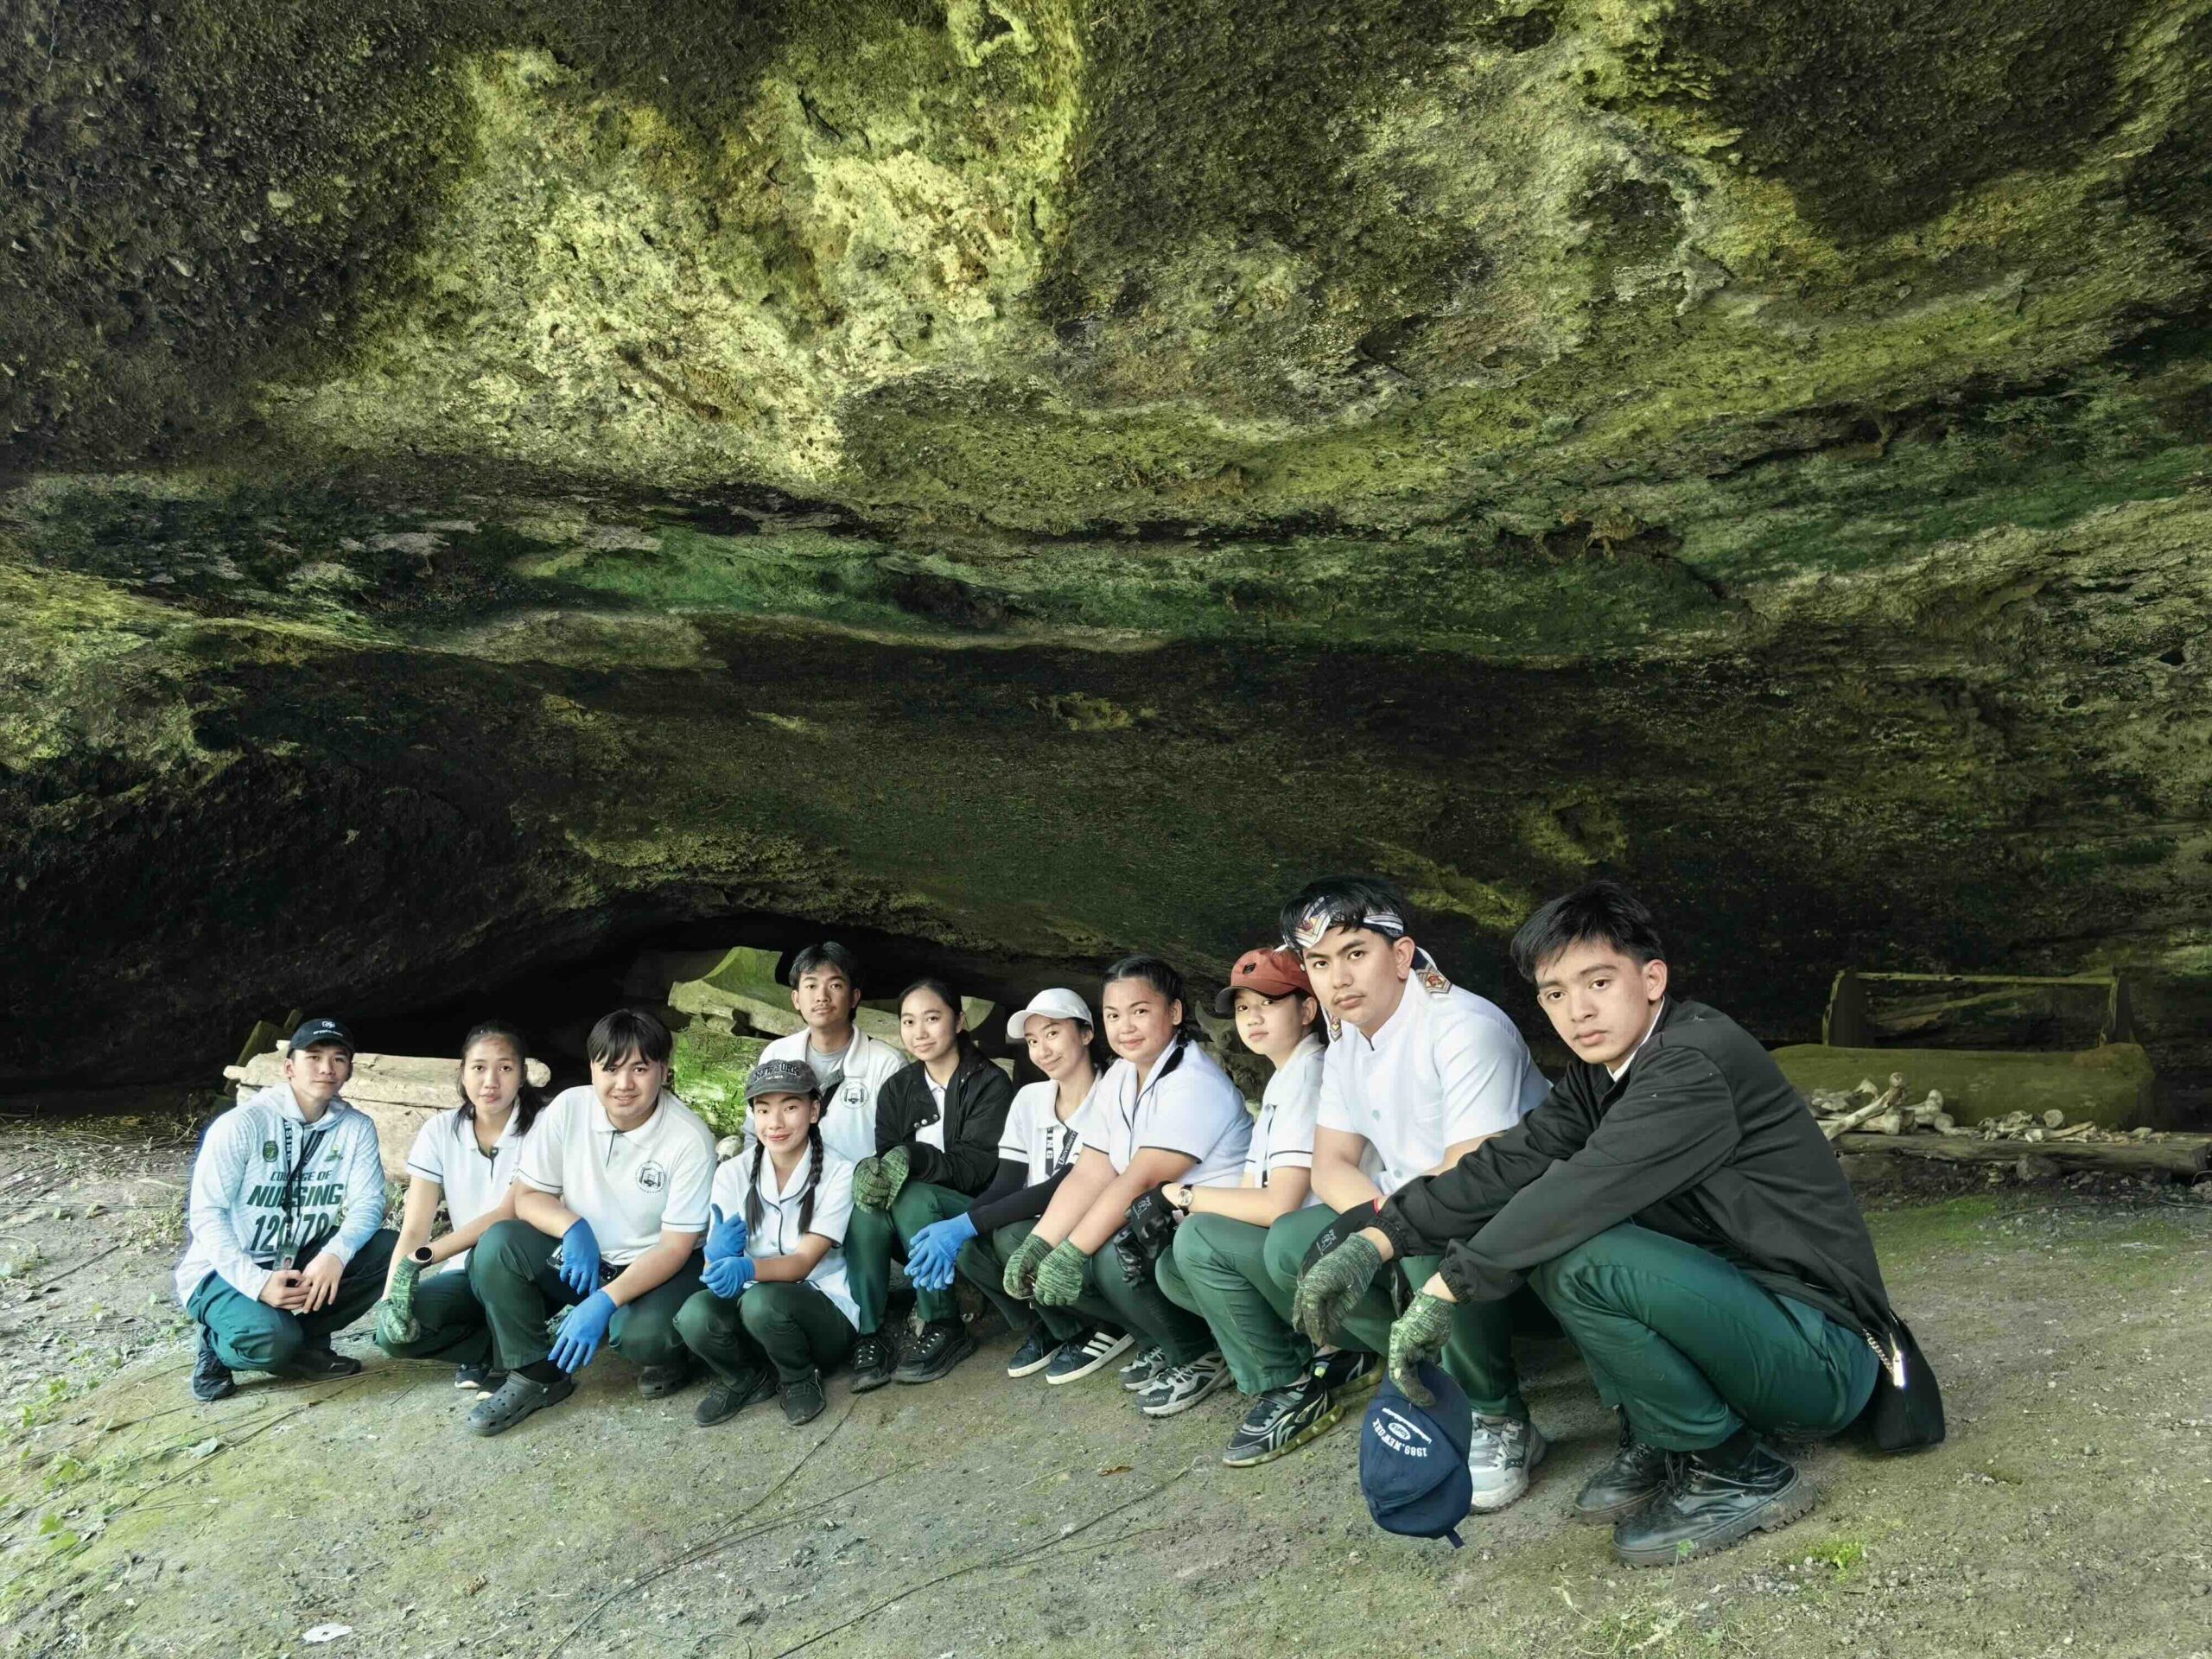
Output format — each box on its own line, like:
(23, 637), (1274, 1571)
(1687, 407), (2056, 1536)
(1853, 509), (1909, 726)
(1288, 899), (1408, 952)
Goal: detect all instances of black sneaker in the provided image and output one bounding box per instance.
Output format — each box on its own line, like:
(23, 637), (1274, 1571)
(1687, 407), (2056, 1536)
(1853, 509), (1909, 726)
(1118, 1344), (1166, 1392)
(849, 1332), (898, 1394)
(695, 1368), (779, 1427)
(895, 1319), (978, 1385)
(455, 1363), (505, 1391)
(190, 1331), (235, 1403)
(638, 1357), (693, 1399)
(1574, 1414), (1671, 1523)
(782, 1370), (829, 1425)
(276, 1345), (363, 1381)
(1313, 1347), (1381, 1405)
(465, 1370), (576, 1437)
(1612, 1438), (1814, 1567)
(1006, 1325), (1058, 1379)
(1223, 1377), (1342, 1466)
(1046, 1325), (1133, 1386)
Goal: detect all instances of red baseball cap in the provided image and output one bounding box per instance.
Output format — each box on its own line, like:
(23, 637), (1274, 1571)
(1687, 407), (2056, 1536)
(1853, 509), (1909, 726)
(1213, 947), (1313, 1014)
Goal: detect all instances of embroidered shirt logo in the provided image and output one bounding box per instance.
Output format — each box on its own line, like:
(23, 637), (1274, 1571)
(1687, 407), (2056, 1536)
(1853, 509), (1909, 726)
(635, 1160), (668, 1193)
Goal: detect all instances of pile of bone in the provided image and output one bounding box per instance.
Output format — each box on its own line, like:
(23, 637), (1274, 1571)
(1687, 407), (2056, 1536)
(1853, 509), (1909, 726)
(1808, 1073), (1952, 1141)
(1970, 1111), (2162, 1145)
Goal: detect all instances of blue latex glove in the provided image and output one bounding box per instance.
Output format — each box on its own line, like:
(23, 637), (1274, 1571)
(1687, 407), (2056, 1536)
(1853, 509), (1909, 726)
(704, 1203), (748, 1264)
(702, 1253), (758, 1300)
(549, 1289), (616, 1373)
(905, 1211), (979, 1294)
(557, 1218), (602, 1296)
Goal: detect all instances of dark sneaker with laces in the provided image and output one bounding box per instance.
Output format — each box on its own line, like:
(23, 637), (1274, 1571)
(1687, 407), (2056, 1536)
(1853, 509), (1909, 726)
(895, 1319), (978, 1385)
(190, 1331), (235, 1403)
(1313, 1348), (1380, 1405)
(782, 1370), (829, 1425)
(849, 1332), (898, 1393)
(1613, 1438), (1813, 1567)
(1575, 1414), (1670, 1522)
(1222, 1376), (1342, 1466)
(1139, 1351), (1231, 1417)
(1046, 1325), (1133, 1386)
(1118, 1344), (1166, 1392)
(1006, 1325), (1058, 1379)
(695, 1368), (779, 1427)
(466, 1370), (575, 1437)
(276, 1344), (362, 1382)
(638, 1358), (693, 1399)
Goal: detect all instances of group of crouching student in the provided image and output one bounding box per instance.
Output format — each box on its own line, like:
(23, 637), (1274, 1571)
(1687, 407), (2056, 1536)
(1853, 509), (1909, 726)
(174, 878), (1941, 1565)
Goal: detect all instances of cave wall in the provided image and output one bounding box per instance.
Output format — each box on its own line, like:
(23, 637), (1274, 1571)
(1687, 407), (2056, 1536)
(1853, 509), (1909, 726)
(3, 1), (2209, 1090)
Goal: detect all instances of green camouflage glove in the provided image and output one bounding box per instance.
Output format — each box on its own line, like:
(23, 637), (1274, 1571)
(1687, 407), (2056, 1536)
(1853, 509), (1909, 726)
(1387, 1291), (1457, 1407)
(1030, 1239), (1090, 1307)
(853, 1145), (911, 1211)
(372, 1249), (428, 1345)
(1292, 1231), (1382, 1347)
(1003, 1230), (1052, 1300)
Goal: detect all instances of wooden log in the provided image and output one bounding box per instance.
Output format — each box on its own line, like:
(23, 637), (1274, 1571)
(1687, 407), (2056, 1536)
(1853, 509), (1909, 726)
(1833, 1131), (2209, 1178)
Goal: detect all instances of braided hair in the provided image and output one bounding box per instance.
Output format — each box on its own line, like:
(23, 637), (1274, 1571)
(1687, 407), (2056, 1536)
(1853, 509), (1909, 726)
(745, 1118), (827, 1238)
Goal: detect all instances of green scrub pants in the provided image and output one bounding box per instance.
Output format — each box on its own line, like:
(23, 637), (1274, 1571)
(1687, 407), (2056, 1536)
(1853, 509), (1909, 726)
(468, 1218), (702, 1371)
(957, 1220), (1086, 1344)
(1051, 1236), (1214, 1366)
(1527, 1224), (1878, 1451)
(845, 1180), (971, 1334)
(1262, 1205), (1546, 1420)
(1157, 1211), (1310, 1394)
(373, 1264), (494, 1368)
(676, 1281), (857, 1385)
(187, 1228), (397, 1375)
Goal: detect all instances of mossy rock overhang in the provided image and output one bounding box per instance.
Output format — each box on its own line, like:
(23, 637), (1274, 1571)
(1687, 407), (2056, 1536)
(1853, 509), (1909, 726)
(3, 0), (2210, 1094)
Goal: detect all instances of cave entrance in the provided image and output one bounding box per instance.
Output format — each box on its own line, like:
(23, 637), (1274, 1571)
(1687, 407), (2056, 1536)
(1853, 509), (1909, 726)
(336, 912), (1116, 1097)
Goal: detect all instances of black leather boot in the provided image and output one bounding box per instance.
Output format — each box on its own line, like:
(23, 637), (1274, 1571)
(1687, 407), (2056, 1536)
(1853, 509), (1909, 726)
(1573, 1412), (1670, 1522)
(1612, 1433), (1813, 1567)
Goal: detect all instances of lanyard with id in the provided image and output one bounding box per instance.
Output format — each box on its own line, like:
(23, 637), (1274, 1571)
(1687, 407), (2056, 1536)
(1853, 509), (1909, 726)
(275, 1116), (332, 1268)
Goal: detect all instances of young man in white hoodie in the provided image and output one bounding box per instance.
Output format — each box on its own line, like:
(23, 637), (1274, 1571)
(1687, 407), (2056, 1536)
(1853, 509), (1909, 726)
(757, 942), (907, 1164)
(175, 1019), (395, 1403)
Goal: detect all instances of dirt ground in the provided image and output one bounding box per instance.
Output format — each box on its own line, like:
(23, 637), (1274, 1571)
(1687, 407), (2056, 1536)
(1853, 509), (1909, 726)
(2, 1103), (2209, 1659)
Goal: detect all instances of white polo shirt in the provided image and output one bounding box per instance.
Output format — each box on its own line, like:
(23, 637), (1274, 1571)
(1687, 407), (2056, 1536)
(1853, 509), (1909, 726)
(1083, 1040), (1251, 1189)
(404, 1107), (528, 1273)
(760, 1029), (906, 1164)
(1246, 1034), (1325, 1205)
(1316, 976), (1548, 1196)
(1000, 1077), (1103, 1186)
(709, 1147), (859, 1325)
(518, 1087), (715, 1265)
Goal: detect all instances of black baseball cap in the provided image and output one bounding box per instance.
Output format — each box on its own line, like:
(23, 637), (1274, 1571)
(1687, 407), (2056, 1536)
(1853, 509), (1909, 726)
(288, 1017), (355, 1055)
(744, 1058), (820, 1103)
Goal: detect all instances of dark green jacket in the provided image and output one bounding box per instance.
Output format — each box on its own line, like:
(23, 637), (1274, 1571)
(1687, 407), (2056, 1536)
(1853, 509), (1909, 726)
(873, 1050), (1014, 1197)
(1377, 999), (1897, 1339)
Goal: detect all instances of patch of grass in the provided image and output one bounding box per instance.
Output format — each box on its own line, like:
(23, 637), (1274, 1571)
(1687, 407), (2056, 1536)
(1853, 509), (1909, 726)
(1804, 1537), (1866, 1580)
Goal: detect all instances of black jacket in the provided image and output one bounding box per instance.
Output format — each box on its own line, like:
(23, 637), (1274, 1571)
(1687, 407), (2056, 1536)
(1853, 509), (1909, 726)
(874, 1050), (1015, 1197)
(1377, 1000), (1900, 1341)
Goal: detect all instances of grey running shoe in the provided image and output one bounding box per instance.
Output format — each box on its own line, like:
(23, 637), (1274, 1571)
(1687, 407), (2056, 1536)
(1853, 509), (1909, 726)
(1465, 1414), (1548, 1512)
(1612, 1440), (1812, 1567)
(1139, 1351), (1231, 1418)
(894, 1319), (977, 1385)
(1118, 1344), (1166, 1392)
(1222, 1377), (1342, 1466)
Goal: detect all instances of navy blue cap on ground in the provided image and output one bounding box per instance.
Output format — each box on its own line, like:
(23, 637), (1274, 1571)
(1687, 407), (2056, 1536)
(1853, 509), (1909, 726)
(1359, 1360), (1476, 1547)
(288, 1017), (355, 1054)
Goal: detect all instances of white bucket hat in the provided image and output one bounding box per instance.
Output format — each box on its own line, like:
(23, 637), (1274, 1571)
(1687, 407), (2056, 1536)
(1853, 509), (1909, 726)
(1005, 988), (1095, 1044)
